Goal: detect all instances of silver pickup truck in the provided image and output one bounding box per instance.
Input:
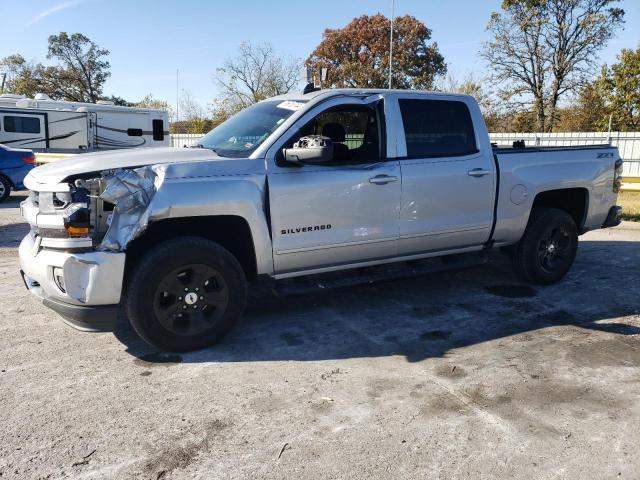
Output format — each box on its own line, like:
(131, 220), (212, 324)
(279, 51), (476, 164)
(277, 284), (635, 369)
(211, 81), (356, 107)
(19, 89), (623, 351)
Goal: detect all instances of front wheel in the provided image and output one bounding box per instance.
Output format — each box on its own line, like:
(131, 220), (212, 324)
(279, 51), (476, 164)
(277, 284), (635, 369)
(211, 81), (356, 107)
(0, 176), (11, 203)
(511, 208), (578, 285)
(125, 237), (247, 352)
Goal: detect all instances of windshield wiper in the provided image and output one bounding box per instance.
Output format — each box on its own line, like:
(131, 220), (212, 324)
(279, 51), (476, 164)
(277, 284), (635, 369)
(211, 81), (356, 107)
(191, 144), (222, 155)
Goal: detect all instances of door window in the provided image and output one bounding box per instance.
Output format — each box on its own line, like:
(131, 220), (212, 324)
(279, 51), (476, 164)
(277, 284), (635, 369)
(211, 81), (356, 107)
(282, 105), (382, 164)
(4, 116), (41, 134)
(398, 99), (477, 158)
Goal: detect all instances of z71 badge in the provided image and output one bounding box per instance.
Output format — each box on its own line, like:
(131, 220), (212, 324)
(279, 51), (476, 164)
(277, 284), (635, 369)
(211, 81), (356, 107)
(281, 224), (332, 235)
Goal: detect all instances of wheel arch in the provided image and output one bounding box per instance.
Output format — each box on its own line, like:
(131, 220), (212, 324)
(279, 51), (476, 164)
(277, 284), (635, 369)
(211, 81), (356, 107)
(531, 187), (589, 230)
(125, 215), (259, 281)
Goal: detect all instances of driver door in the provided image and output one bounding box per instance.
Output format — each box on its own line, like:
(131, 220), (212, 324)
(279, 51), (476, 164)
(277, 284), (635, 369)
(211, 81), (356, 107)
(267, 97), (401, 276)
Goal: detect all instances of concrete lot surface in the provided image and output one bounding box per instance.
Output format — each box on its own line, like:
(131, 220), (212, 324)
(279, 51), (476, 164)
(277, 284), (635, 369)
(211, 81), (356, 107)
(1, 191), (639, 479)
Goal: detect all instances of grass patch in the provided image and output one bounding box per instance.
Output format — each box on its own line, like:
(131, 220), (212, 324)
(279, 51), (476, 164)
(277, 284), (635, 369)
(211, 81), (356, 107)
(619, 191), (640, 221)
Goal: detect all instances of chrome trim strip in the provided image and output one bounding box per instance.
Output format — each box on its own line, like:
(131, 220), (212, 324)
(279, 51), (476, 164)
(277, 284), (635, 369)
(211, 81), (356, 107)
(275, 236), (397, 255)
(399, 224), (490, 239)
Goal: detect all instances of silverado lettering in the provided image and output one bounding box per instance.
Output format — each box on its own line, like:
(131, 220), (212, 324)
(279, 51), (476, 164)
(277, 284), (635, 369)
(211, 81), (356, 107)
(281, 224), (332, 235)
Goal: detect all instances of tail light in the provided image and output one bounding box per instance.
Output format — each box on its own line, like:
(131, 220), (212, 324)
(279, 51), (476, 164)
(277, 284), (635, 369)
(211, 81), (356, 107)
(613, 159), (623, 193)
(22, 154), (36, 165)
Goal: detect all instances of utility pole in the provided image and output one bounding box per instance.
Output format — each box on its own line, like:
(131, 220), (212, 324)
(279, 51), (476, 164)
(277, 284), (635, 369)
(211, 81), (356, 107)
(0, 73), (6, 94)
(388, 0), (395, 89)
(176, 69), (179, 133)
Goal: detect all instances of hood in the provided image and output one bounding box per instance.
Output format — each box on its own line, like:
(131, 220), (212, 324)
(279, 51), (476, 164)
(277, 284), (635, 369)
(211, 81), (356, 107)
(26, 147), (221, 186)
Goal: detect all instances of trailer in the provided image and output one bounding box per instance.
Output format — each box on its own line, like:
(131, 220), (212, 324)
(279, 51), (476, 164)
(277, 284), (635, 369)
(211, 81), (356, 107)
(0, 93), (169, 153)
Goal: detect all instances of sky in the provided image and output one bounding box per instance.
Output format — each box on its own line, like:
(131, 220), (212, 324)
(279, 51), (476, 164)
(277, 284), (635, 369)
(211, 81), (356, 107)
(1, 0), (638, 115)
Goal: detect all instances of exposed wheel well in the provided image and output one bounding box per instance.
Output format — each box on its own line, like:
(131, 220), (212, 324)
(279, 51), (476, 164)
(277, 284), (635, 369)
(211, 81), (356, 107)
(531, 188), (588, 228)
(124, 216), (257, 281)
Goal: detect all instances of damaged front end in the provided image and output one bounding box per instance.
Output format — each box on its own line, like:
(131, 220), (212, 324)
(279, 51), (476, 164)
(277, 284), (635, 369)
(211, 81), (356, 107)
(19, 165), (164, 329)
(22, 165), (163, 253)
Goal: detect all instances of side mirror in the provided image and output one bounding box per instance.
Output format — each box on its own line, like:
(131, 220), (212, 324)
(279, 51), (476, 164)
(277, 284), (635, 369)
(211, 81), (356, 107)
(283, 135), (334, 165)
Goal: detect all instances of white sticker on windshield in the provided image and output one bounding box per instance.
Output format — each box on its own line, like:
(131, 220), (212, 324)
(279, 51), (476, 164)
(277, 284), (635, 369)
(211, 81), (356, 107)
(277, 101), (305, 111)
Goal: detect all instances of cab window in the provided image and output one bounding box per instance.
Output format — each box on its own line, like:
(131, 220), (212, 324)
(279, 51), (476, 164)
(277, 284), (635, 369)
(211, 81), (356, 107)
(399, 99), (477, 158)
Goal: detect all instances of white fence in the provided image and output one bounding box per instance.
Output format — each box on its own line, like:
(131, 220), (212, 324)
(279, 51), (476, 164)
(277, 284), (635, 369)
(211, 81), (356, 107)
(489, 132), (640, 177)
(170, 131), (640, 177)
(170, 134), (204, 148)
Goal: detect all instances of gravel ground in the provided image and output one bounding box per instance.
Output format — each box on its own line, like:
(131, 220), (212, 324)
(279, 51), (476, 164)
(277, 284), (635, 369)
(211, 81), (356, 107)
(1, 191), (639, 479)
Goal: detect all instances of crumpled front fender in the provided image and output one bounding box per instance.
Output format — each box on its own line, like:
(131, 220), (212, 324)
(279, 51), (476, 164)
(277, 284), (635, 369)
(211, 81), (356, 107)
(98, 160), (274, 276)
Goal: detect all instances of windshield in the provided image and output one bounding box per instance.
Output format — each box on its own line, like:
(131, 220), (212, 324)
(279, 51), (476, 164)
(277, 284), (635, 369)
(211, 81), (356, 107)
(196, 100), (307, 158)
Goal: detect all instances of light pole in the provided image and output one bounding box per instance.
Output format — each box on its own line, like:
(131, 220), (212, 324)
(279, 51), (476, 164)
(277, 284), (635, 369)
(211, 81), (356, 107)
(388, 0), (395, 89)
(176, 69), (179, 132)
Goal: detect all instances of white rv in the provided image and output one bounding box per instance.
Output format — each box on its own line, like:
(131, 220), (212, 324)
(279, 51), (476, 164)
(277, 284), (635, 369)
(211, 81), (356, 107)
(0, 93), (169, 153)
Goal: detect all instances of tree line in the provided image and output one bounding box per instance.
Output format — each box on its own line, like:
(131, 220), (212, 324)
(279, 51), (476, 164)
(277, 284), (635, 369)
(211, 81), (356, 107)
(1, 0), (637, 134)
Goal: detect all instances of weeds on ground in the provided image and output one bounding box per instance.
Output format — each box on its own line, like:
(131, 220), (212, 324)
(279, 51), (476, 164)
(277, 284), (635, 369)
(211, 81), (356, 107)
(619, 191), (640, 221)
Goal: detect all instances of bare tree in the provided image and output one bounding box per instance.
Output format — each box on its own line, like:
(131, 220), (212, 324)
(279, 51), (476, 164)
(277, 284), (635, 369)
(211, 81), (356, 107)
(482, 0), (624, 132)
(436, 72), (495, 113)
(214, 42), (300, 115)
(176, 90), (214, 134)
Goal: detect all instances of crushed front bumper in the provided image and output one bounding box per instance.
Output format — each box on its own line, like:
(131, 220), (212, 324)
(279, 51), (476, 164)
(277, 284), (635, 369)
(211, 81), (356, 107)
(19, 232), (125, 331)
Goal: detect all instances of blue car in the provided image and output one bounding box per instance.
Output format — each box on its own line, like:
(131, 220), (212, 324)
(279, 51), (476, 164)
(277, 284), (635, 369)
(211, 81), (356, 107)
(0, 144), (36, 202)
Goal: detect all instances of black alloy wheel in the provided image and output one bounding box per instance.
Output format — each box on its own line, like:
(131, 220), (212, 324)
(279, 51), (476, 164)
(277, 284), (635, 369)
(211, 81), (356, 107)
(125, 237), (247, 352)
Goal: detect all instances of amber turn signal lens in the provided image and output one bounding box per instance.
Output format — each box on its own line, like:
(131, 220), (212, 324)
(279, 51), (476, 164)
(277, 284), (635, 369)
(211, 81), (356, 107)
(66, 225), (89, 237)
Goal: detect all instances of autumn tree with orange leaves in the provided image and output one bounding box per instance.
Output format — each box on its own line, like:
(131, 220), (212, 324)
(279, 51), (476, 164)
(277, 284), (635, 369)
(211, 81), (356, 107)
(306, 14), (446, 90)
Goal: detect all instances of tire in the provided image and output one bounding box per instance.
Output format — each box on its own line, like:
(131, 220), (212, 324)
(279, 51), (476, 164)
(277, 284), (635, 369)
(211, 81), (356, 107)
(0, 176), (11, 203)
(511, 208), (578, 285)
(125, 237), (247, 352)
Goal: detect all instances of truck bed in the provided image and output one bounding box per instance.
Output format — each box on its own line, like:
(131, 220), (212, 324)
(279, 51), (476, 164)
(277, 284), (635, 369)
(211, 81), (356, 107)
(492, 143), (613, 154)
(491, 143), (620, 247)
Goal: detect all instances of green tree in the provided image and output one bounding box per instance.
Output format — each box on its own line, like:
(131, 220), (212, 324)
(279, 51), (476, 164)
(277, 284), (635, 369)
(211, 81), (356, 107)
(555, 82), (609, 131)
(100, 95), (131, 106)
(600, 47), (640, 131)
(0, 33), (110, 102)
(133, 94), (171, 111)
(306, 14), (446, 89)
(0, 54), (41, 97)
(483, 0), (624, 132)
(46, 32), (111, 102)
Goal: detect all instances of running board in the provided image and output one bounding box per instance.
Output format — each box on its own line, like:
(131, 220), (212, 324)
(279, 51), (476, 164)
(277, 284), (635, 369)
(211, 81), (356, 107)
(273, 252), (488, 296)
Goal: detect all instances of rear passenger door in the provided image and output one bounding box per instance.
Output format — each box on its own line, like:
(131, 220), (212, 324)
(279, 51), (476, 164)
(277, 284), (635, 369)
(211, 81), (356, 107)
(395, 96), (496, 255)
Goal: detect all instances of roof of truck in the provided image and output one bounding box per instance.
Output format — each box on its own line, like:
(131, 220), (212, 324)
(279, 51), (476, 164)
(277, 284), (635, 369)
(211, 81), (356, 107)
(269, 88), (473, 102)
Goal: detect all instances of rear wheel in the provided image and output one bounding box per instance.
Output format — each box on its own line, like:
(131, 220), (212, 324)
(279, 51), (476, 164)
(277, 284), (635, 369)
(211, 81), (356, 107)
(125, 237), (247, 352)
(511, 208), (578, 285)
(0, 176), (11, 203)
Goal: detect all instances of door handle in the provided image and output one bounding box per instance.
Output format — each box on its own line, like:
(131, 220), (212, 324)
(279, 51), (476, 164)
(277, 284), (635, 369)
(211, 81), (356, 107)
(369, 174), (398, 185)
(467, 168), (491, 177)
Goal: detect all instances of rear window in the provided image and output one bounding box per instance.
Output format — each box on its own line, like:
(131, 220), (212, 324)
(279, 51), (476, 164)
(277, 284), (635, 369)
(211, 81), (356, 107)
(399, 99), (477, 158)
(4, 116), (41, 134)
